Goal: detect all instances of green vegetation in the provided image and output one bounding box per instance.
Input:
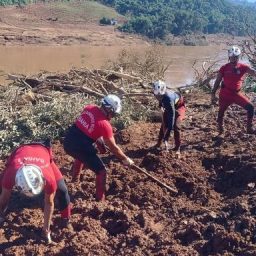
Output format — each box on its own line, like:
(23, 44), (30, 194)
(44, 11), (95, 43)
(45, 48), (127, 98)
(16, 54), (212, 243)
(0, 86), (151, 156)
(50, 1), (120, 21)
(100, 0), (256, 39)
(1, 0), (255, 39)
(0, 0), (121, 22)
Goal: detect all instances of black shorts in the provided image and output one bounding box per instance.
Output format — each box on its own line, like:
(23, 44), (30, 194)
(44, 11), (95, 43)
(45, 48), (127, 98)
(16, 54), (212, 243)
(63, 125), (105, 174)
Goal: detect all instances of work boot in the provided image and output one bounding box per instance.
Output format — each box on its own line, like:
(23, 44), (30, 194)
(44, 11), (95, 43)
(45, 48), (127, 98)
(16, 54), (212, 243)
(71, 160), (84, 182)
(96, 170), (106, 201)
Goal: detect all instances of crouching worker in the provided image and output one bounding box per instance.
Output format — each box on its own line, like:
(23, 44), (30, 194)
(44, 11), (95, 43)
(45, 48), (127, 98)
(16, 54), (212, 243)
(0, 141), (72, 244)
(64, 94), (134, 201)
(153, 80), (186, 155)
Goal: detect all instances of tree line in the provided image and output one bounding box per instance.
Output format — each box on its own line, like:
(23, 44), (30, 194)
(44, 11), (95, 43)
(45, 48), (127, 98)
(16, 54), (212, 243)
(1, 0), (256, 39)
(99, 0), (256, 39)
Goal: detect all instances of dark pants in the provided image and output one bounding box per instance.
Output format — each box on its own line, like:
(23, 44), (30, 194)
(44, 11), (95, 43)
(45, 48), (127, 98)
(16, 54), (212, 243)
(158, 105), (186, 149)
(63, 125), (105, 174)
(56, 179), (71, 218)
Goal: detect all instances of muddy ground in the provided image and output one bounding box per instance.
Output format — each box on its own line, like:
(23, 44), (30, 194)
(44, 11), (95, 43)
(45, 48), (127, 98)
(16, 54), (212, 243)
(1, 89), (256, 255)
(0, 3), (146, 46)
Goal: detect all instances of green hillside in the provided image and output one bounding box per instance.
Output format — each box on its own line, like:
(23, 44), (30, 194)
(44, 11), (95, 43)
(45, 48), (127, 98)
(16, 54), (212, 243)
(99, 0), (256, 38)
(1, 0), (255, 39)
(0, 0), (122, 22)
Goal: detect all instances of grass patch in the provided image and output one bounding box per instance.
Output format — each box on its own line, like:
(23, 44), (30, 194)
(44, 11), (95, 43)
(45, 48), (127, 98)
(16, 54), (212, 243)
(46, 0), (123, 22)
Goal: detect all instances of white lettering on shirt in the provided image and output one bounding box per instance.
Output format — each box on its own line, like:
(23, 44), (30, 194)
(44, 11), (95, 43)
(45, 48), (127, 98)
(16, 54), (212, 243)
(77, 110), (95, 133)
(17, 157), (50, 169)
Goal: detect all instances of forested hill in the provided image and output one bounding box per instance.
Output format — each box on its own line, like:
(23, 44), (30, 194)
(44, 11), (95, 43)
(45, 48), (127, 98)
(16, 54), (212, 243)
(100, 0), (256, 39)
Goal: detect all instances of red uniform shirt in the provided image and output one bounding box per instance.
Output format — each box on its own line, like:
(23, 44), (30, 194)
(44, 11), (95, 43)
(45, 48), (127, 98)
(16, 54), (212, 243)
(75, 105), (113, 141)
(219, 63), (249, 91)
(2, 145), (63, 194)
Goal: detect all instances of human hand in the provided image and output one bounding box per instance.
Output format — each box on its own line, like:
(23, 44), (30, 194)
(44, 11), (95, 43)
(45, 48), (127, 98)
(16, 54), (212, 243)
(122, 157), (134, 166)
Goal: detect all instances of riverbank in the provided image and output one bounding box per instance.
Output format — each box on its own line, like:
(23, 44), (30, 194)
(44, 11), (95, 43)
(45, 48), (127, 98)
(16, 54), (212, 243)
(0, 2), (247, 47)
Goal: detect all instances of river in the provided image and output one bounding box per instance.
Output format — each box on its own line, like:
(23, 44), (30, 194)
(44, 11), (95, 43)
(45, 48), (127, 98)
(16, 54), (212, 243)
(0, 45), (226, 87)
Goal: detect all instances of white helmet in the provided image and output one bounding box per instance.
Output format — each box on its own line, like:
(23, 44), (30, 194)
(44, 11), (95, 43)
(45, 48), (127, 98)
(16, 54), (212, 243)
(15, 164), (44, 197)
(101, 94), (122, 114)
(153, 80), (167, 95)
(228, 46), (241, 57)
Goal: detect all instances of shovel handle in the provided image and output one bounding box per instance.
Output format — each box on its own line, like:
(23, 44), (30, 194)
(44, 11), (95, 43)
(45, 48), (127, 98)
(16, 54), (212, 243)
(131, 164), (178, 194)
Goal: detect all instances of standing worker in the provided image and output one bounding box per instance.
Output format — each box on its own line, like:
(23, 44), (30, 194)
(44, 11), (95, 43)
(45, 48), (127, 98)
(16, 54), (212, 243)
(153, 80), (186, 156)
(63, 94), (134, 201)
(0, 141), (72, 244)
(211, 46), (256, 134)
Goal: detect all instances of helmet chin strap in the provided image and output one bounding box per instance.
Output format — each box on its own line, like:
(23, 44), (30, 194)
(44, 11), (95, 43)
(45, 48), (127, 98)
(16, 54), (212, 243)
(101, 106), (113, 120)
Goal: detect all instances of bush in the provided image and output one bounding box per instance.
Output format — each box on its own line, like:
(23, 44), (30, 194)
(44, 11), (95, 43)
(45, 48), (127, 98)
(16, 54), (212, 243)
(0, 87), (91, 156)
(0, 84), (157, 157)
(99, 17), (112, 25)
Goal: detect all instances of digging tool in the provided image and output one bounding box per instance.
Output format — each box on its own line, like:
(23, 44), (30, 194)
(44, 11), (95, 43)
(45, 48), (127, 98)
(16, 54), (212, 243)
(102, 143), (177, 193)
(131, 164), (178, 194)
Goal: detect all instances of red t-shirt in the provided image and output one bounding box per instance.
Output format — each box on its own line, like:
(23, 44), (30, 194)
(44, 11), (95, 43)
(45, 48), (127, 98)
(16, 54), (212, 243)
(219, 62), (249, 91)
(2, 144), (63, 194)
(75, 105), (113, 141)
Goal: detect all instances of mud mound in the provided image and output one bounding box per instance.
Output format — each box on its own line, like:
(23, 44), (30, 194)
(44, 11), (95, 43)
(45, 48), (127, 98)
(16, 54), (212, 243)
(1, 89), (256, 255)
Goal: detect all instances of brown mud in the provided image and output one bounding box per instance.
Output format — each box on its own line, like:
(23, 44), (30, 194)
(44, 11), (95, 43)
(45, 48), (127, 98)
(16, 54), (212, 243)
(1, 89), (256, 255)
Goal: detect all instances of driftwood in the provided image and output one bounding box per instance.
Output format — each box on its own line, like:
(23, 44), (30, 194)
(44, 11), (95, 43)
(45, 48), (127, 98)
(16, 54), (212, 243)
(7, 67), (153, 104)
(192, 59), (221, 90)
(96, 69), (142, 82)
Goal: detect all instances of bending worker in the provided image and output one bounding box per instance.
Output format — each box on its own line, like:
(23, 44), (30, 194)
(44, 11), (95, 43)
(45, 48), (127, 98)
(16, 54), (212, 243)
(153, 80), (186, 154)
(64, 94), (134, 201)
(211, 45), (256, 134)
(0, 141), (72, 244)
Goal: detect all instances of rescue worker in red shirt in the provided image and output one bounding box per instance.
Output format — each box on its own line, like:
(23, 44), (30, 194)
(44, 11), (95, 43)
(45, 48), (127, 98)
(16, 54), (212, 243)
(0, 141), (71, 244)
(211, 46), (256, 134)
(63, 94), (134, 201)
(153, 80), (186, 155)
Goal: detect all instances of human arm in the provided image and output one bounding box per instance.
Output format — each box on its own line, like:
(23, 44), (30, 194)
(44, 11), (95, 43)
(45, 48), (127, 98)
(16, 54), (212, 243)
(211, 72), (223, 104)
(103, 136), (133, 165)
(43, 192), (55, 243)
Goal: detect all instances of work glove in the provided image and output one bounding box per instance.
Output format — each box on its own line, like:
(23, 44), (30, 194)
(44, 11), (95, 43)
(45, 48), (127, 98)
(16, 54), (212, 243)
(95, 137), (107, 154)
(164, 141), (170, 152)
(122, 157), (134, 166)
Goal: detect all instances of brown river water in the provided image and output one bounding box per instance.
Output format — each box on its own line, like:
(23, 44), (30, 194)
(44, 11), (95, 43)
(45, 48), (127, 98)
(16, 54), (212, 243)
(0, 45), (226, 87)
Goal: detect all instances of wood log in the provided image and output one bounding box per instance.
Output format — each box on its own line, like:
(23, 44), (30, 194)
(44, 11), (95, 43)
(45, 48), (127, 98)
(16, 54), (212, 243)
(96, 69), (141, 82)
